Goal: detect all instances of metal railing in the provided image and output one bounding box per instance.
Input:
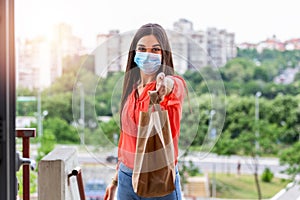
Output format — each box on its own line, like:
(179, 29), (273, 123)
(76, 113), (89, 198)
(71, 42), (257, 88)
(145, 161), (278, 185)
(16, 128), (36, 200)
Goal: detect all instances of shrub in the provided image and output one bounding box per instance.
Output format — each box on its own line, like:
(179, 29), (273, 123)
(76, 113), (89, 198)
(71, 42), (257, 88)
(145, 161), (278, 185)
(261, 167), (274, 182)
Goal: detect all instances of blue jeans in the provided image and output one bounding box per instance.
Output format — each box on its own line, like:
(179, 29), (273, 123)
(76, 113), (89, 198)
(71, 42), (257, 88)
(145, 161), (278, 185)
(117, 163), (183, 200)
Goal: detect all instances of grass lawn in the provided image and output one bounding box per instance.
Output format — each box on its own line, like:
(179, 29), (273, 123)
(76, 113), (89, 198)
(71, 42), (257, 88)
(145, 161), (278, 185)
(211, 173), (290, 199)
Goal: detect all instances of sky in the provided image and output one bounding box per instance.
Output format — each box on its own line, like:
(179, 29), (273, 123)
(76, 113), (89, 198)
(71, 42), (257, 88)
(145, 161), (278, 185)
(15, 0), (300, 49)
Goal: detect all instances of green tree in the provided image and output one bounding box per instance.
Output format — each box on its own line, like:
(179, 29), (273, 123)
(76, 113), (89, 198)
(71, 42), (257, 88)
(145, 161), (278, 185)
(253, 66), (269, 82)
(280, 142), (300, 179)
(95, 71), (123, 116)
(42, 92), (73, 123)
(295, 72), (300, 81)
(213, 95), (285, 200)
(36, 129), (56, 162)
(83, 118), (119, 147)
(16, 87), (37, 116)
(222, 58), (256, 82)
(266, 95), (300, 144)
(99, 118), (120, 145)
(43, 117), (79, 144)
(237, 48), (259, 60)
(183, 69), (203, 87)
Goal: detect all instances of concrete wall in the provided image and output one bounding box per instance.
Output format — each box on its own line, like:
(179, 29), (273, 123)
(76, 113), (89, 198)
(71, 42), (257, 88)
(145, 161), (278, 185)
(38, 147), (80, 200)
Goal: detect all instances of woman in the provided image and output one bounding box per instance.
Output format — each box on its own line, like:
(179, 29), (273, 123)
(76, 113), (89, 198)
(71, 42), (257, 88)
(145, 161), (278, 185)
(104, 23), (186, 200)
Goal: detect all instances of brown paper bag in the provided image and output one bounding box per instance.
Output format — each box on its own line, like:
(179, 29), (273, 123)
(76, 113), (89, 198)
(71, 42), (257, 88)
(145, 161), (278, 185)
(132, 91), (176, 198)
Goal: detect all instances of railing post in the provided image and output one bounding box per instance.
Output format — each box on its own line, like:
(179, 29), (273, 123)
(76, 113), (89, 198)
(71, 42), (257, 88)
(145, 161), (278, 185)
(38, 147), (80, 200)
(16, 128), (36, 200)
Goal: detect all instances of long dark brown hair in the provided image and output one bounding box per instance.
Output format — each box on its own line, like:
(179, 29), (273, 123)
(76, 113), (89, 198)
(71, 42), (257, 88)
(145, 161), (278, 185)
(120, 23), (175, 120)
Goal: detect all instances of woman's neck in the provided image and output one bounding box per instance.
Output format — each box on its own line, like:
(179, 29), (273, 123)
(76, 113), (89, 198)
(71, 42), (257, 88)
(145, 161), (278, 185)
(139, 72), (155, 87)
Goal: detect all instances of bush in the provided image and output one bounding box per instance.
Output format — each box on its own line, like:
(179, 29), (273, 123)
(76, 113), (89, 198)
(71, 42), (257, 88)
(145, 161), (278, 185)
(261, 167), (274, 182)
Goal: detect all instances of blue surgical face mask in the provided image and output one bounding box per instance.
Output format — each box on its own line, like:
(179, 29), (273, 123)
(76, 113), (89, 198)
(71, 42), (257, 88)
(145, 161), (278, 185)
(134, 52), (162, 75)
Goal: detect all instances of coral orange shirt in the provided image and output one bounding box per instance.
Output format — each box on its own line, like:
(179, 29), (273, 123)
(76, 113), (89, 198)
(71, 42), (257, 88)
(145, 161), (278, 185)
(118, 75), (186, 169)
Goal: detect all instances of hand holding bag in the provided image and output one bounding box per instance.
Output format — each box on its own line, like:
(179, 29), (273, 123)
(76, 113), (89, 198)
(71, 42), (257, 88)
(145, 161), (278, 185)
(132, 90), (176, 197)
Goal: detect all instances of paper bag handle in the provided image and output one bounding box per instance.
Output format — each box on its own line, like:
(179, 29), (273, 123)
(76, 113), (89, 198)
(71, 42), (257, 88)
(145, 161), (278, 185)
(148, 90), (161, 112)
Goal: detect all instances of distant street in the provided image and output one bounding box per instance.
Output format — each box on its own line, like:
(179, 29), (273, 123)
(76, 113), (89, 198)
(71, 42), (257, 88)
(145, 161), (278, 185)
(77, 149), (118, 186)
(27, 144), (290, 182)
(181, 152), (289, 178)
(77, 149), (290, 186)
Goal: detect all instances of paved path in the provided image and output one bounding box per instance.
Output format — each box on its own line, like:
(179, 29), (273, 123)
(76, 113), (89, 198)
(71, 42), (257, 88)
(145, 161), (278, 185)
(271, 182), (300, 200)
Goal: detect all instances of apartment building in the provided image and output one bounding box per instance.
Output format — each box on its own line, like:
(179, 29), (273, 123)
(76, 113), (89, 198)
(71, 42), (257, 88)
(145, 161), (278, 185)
(171, 19), (236, 71)
(17, 37), (52, 90)
(17, 20), (237, 89)
(94, 30), (133, 77)
(17, 23), (84, 90)
(238, 36), (300, 52)
(51, 23), (83, 83)
(94, 19), (237, 76)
